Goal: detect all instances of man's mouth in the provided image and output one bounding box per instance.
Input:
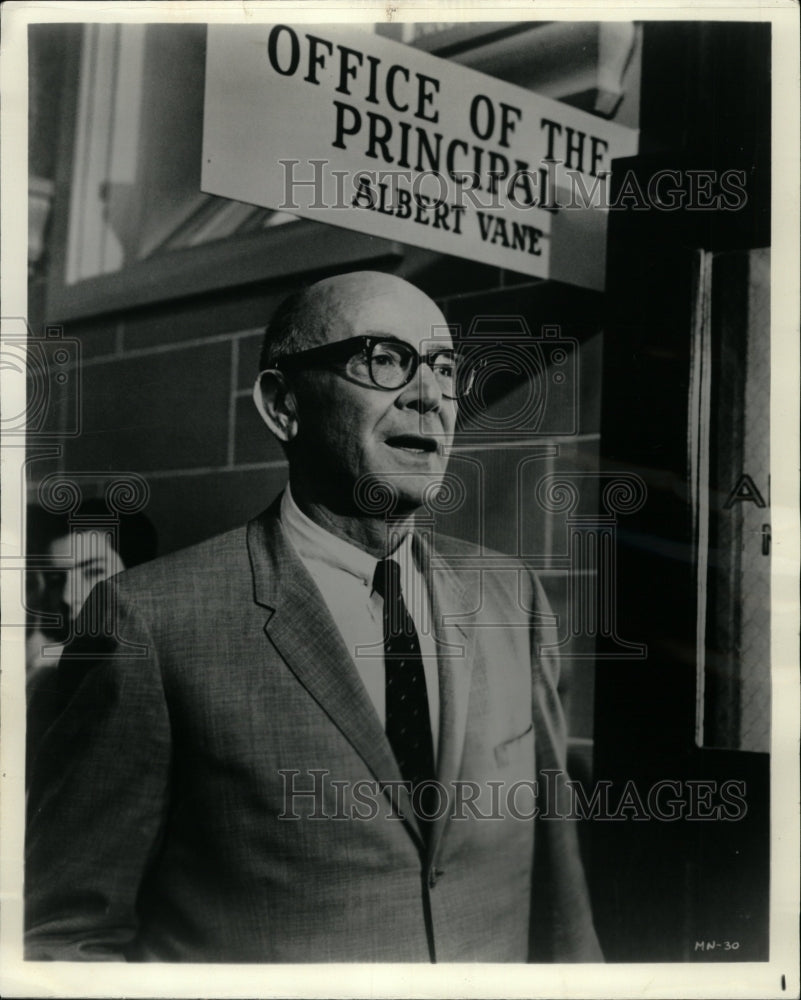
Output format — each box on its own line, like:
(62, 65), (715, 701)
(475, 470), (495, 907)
(385, 434), (439, 455)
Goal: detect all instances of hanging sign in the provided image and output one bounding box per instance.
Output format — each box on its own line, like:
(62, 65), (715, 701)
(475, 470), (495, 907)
(202, 24), (639, 290)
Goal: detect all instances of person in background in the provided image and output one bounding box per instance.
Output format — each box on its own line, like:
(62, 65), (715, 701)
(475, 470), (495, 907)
(25, 499), (157, 774)
(25, 504), (69, 682)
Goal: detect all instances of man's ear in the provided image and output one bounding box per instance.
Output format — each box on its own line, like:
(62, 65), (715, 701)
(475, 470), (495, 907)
(253, 370), (299, 443)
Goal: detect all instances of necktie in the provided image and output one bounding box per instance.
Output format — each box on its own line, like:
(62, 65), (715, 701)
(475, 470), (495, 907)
(373, 557), (437, 832)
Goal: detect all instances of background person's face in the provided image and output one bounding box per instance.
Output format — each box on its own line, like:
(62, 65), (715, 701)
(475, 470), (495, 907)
(290, 276), (457, 514)
(41, 531), (125, 637)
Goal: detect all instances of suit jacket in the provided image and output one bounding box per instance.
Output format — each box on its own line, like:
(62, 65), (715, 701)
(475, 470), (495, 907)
(25, 497), (602, 963)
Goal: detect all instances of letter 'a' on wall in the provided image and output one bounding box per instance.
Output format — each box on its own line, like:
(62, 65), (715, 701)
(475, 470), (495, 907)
(202, 24), (639, 292)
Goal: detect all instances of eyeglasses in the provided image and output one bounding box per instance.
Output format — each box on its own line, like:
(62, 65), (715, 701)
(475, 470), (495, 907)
(269, 335), (475, 399)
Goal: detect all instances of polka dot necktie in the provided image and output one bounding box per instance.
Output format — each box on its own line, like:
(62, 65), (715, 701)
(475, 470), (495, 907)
(374, 557), (436, 834)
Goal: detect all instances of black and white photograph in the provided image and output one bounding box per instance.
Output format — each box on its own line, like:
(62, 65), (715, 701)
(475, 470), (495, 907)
(1, 2), (798, 997)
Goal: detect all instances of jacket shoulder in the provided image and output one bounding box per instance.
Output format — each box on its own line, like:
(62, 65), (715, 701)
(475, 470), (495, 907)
(432, 531), (554, 624)
(112, 524), (251, 604)
(432, 531), (517, 562)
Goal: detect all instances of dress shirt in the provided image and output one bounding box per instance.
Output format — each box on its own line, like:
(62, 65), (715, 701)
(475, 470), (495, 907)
(280, 486), (439, 760)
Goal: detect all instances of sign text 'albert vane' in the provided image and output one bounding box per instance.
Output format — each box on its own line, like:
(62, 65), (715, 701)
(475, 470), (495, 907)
(202, 24), (640, 289)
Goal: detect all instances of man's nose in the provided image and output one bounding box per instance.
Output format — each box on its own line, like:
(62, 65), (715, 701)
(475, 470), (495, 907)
(398, 361), (442, 413)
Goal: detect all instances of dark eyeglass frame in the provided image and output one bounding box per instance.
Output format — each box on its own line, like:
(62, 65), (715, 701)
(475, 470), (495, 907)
(268, 335), (474, 399)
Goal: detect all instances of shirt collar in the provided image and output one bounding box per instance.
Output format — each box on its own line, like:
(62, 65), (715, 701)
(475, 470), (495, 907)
(280, 484), (414, 588)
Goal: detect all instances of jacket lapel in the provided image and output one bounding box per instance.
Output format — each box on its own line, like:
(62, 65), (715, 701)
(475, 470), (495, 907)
(415, 532), (478, 859)
(246, 502), (425, 844)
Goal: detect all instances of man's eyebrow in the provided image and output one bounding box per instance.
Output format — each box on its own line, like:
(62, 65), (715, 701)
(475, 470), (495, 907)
(373, 337), (457, 353)
(361, 331), (406, 341)
(362, 332), (453, 346)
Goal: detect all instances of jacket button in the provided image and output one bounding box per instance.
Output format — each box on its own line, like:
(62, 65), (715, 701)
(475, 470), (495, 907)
(428, 868), (444, 888)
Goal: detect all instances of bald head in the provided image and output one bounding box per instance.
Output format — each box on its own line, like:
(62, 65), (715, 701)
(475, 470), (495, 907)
(259, 271), (441, 371)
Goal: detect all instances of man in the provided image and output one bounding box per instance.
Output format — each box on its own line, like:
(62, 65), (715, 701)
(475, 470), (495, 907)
(26, 271), (601, 963)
